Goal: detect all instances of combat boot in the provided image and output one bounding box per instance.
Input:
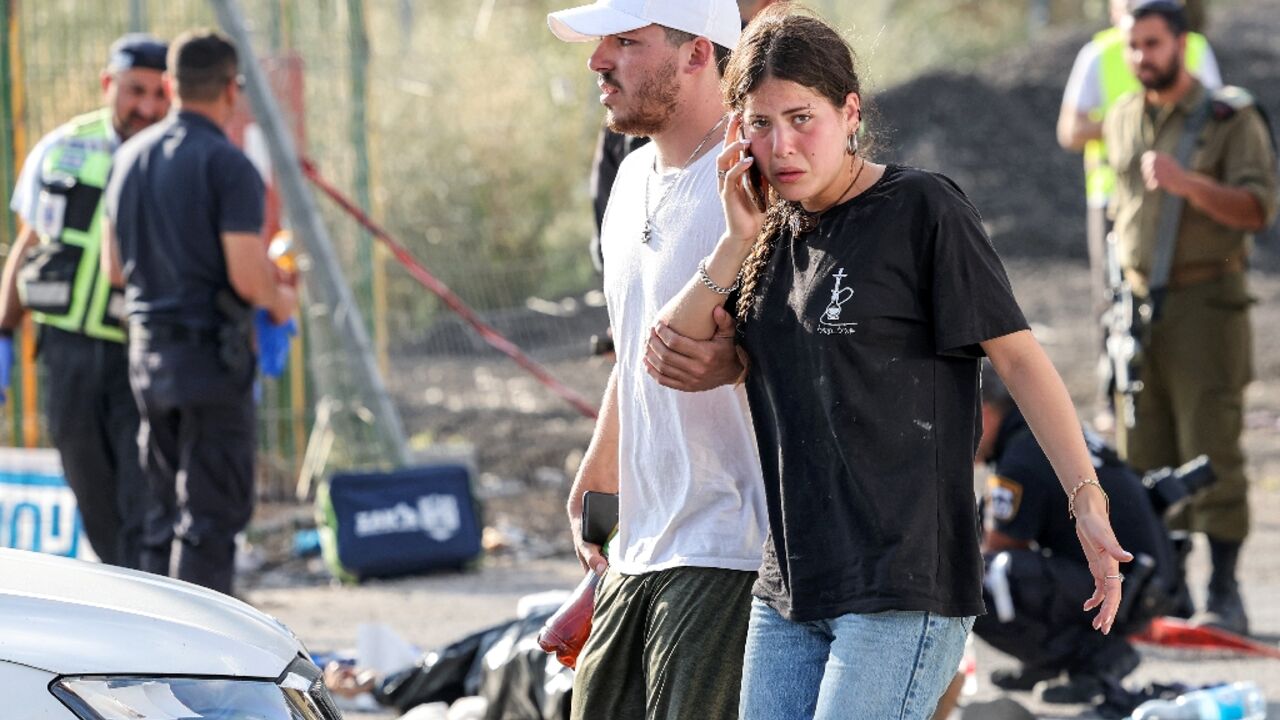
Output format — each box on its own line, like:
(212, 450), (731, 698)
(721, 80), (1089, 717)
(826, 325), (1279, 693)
(1166, 532), (1196, 619)
(1193, 538), (1249, 636)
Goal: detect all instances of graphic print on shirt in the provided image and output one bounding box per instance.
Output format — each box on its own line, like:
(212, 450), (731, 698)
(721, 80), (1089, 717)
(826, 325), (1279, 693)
(818, 267), (858, 335)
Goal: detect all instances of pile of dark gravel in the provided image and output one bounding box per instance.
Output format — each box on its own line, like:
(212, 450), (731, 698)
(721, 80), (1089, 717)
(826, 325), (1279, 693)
(872, 0), (1280, 263)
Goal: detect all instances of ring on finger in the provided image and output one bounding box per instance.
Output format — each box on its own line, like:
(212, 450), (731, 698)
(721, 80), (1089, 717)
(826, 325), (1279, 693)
(717, 170), (728, 180)
(1104, 573), (1124, 583)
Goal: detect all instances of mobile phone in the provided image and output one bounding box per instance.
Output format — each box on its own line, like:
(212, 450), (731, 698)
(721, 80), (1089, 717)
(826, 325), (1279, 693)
(581, 491), (618, 546)
(738, 120), (767, 212)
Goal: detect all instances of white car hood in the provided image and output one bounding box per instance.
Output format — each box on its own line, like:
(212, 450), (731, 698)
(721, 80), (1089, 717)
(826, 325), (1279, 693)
(0, 549), (304, 678)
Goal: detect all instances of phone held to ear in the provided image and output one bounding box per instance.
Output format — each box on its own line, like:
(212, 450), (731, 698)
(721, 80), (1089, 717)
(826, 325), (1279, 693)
(738, 120), (767, 212)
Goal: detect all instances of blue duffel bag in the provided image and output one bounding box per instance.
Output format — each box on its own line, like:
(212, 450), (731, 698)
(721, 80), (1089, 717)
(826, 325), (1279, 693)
(318, 464), (483, 582)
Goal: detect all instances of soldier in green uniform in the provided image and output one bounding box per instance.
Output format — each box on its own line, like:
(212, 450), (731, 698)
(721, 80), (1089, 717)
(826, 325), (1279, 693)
(0, 35), (169, 568)
(1105, 0), (1278, 635)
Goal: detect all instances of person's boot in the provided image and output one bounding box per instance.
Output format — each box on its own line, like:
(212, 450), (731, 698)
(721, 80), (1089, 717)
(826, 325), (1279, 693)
(990, 665), (1059, 691)
(1193, 538), (1249, 636)
(1040, 642), (1139, 705)
(1167, 532), (1196, 619)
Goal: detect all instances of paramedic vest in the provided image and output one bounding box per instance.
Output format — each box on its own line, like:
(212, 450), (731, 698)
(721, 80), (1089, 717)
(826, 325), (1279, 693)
(1083, 27), (1209, 207)
(18, 108), (125, 342)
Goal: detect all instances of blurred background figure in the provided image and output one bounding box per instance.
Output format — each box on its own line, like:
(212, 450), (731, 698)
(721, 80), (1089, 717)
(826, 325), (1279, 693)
(103, 29), (297, 595)
(1104, 0), (1277, 636)
(0, 34), (168, 569)
(1056, 0), (1219, 429)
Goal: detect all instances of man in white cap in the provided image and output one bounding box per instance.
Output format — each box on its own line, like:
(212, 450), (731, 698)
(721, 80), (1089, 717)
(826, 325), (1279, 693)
(548, 1), (768, 718)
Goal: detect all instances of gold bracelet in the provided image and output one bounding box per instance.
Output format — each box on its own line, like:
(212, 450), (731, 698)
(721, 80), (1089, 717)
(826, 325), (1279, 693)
(1067, 477), (1109, 519)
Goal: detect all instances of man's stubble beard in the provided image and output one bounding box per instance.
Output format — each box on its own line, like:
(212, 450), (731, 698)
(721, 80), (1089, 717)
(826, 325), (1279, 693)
(606, 58), (679, 137)
(1139, 53), (1182, 92)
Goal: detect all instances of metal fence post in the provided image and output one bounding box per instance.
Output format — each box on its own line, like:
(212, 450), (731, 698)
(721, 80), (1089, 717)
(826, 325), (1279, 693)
(209, 0), (411, 467)
(346, 0), (375, 341)
(128, 0), (147, 33)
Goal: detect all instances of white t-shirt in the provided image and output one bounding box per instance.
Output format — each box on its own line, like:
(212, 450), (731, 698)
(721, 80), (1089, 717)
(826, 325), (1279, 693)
(1061, 37), (1222, 115)
(600, 141), (767, 576)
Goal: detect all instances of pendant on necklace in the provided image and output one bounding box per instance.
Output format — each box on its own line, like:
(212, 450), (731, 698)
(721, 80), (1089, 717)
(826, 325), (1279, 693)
(642, 220), (651, 244)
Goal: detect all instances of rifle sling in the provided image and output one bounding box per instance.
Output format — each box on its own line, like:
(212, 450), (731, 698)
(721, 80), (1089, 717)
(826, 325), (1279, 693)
(1148, 97), (1213, 321)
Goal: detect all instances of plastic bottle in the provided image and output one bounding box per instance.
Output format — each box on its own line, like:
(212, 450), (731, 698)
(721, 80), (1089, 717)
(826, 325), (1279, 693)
(536, 569), (600, 669)
(1129, 682), (1265, 719)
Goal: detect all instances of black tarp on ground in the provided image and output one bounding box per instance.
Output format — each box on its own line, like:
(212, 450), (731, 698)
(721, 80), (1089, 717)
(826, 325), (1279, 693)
(375, 609), (573, 720)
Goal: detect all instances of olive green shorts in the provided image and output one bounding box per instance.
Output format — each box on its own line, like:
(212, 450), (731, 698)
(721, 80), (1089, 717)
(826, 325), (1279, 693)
(570, 565), (756, 720)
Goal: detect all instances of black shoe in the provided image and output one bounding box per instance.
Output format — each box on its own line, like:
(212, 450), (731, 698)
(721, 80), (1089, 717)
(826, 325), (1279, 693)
(1040, 674), (1106, 704)
(1042, 643), (1139, 705)
(1196, 538), (1250, 636)
(1194, 586), (1250, 636)
(990, 665), (1059, 691)
(1086, 640), (1141, 682)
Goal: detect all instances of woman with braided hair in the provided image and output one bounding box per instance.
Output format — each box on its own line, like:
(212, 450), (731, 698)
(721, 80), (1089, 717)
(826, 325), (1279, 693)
(652, 5), (1132, 718)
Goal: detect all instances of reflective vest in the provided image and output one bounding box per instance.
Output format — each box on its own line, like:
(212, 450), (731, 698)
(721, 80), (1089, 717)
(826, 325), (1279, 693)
(22, 108), (125, 342)
(1083, 27), (1209, 206)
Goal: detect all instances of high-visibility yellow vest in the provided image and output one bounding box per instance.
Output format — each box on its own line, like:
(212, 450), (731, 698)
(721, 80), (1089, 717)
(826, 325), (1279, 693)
(22, 108), (125, 342)
(1083, 27), (1209, 206)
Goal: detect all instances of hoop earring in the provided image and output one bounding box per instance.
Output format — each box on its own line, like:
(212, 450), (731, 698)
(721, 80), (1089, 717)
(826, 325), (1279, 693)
(846, 132), (859, 156)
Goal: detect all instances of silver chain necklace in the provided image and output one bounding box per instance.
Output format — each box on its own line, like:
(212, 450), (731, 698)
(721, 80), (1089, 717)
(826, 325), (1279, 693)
(642, 115), (728, 243)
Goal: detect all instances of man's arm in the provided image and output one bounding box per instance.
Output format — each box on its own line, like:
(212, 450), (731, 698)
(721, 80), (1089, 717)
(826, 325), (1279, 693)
(1057, 43), (1103, 152)
(101, 219), (123, 287)
(646, 306), (745, 392)
(1058, 109), (1103, 152)
(222, 231), (297, 322)
(1141, 151), (1269, 231)
(567, 365), (621, 574)
(0, 225), (37, 331)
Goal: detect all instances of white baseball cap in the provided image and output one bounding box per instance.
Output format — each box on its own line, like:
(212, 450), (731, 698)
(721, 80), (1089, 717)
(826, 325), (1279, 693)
(548, 0), (741, 51)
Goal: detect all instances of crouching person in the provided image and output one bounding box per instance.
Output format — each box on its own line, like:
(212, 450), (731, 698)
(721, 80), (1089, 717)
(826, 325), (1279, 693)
(974, 365), (1179, 704)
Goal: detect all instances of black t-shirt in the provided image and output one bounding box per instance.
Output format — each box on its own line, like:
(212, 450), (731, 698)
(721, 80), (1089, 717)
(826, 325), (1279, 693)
(105, 111), (265, 328)
(986, 410), (1176, 589)
(737, 165), (1029, 621)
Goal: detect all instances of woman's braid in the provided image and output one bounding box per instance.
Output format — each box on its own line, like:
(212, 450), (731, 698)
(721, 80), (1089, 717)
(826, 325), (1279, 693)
(735, 200), (791, 325)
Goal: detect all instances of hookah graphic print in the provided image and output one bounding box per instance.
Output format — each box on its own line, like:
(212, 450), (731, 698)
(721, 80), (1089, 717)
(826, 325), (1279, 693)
(818, 267), (857, 335)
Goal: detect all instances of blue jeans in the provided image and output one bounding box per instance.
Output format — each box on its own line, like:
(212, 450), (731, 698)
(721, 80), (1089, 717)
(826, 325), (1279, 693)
(740, 598), (974, 720)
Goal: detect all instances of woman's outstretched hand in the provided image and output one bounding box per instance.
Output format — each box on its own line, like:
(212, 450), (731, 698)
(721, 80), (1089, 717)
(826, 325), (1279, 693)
(1074, 496), (1134, 634)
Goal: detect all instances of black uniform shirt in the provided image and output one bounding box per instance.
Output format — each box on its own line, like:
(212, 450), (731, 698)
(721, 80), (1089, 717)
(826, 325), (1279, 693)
(105, 110), (264, 328)
(986, 409), (1175, 588)
(738, 165), (1029, 621)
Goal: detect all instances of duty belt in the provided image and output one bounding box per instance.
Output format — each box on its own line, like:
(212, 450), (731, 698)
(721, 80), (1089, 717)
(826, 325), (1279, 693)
(1125, 254), (1245, 294)
(131, 323), (221, 345)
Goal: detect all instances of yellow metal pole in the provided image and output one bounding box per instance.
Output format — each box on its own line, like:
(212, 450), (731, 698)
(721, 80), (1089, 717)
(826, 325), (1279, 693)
(6, 0), (36, 447)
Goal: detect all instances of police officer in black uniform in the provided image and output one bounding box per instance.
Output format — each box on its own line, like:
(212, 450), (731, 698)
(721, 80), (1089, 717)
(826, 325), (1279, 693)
(974, 365), (1177, 704)
(103, 30), (297, 595)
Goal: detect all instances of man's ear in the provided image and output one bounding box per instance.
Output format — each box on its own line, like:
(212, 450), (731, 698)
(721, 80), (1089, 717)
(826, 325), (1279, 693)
(100, 71), (113, 95)
(163, 73), (174, 99)
(684, 36), (716, 75)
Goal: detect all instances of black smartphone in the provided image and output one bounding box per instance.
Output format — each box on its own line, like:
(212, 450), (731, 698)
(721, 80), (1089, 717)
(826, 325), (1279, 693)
(581, 491), (619, 546)
(738, 120), (767, 212)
